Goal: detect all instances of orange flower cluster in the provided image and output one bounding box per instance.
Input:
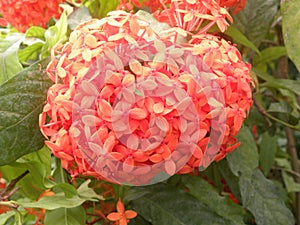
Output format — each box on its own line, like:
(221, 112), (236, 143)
(40, 0), (253, 185)
(0, 0), (64, 32)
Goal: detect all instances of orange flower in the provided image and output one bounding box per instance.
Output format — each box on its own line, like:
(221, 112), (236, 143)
(0, 0), (64, 32)
(107, 198), (137, 225)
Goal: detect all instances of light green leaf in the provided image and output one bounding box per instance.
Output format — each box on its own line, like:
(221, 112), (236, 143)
(0, 33), (24, 84)
(0, 211), (15, 225)
(77, 180), (105, 201)
(233, 0), (278, 46)
(253, 47), (287, 66)
(226, 127), (259, 176)
(0, 58), (52, 166)
(281, 0), (300, 72)
(41, 11), (68, 58)
(239, 169), (295, 225)
(183, 175), (245, 225)
(83, 0), (119, 18)
(18, 193), (88, 210)
(44, 206), (86, 225)
(224, 25), (260, 54)
(130, 184), (242, 225)
(18, 42), (44, 63)
(259, 132), (277, 175)
(267, 102), (290, 114)
(25, 26), (46, 40)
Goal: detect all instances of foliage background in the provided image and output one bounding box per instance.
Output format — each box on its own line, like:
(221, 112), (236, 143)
(0, 0), (300, 224)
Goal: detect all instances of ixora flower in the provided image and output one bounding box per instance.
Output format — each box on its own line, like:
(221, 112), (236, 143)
(107, 198), (137, 225)
(0, 0), (64, 32)
(40, 5), (253, 185)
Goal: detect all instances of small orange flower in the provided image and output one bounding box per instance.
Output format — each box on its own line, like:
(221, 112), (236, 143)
(107, 198), (137, 225)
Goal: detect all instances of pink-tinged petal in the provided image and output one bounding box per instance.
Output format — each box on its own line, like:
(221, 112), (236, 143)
(165, 160), (176, 176)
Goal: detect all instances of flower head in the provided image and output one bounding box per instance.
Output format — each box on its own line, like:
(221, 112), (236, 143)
(0, 0), (64, 32)
(218, 0), (246, 14)
(40, 8), (253, 184)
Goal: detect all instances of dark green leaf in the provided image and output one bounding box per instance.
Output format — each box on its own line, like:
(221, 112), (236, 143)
(232, 0), (278, 46)
(0, 58), (52, 165)
(239, 169), (295, 225)
(0, 33), (24, 84)
(259, 132), (277, 175)
(130, 184), (242, 225)
(281, 0), (300, 72)
(183, 175), (245, 225)
(226, 127), (259, 176)
(44, 206), (86, 225)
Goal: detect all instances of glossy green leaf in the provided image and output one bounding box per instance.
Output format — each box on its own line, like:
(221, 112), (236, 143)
(0, 58), (52, 166)
(0, 33), (24, 84)
(233, 0), (278, 46)
(253, 47), (287, 66)
(281, 0), (300, 72)
(226, 127), (259, 176)
(239, 169), (295, 225)
(44, 206), (86, 225)
(130, 184), (242, 225)
(183, 175), (245, 225)
(259, 132), (277, 175)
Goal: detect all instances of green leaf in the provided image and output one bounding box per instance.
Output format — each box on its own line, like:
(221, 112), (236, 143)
(0, 58), (52, 166)
(18, 193), (89, 210)
(41, 11), (68, 58)
(239, 169), (295, 225)
(0, 146), (52, 199)
(226, 127), (259, 176)
(44, 206), (86, 225)
(18, 42), (44, 63)
(183, 175), (245, 225)
(267, 102), (290, 114)
(0, 211), (15, 225)
(232, 0), (278, 46)
(258, 132), (277, 175)
(0, 33), (24, 84)
(224, 25), (260, 54)
(253, 47), (287, 66)
(25, 26), (46, 41)
(77, 180), (105, 201)
(218, 160), (242, 202)
(83, 0), (119, 18)
(281, 0), (300, 72)
(130, 184), (242, 225)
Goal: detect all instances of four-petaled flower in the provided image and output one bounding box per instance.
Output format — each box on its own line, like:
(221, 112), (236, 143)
(107, 199), (137, 225)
